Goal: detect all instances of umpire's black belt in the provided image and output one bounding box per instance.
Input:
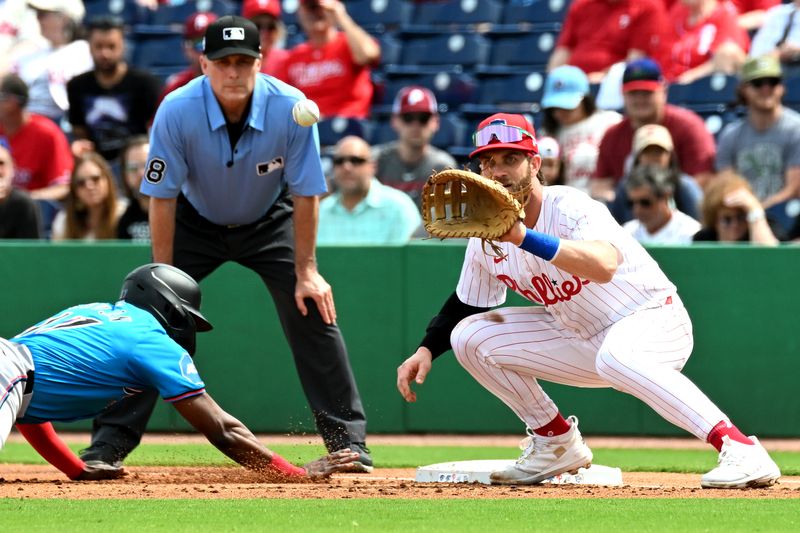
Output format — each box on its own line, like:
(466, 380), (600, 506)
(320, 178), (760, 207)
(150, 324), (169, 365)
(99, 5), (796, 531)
(176, 194), (275, 231)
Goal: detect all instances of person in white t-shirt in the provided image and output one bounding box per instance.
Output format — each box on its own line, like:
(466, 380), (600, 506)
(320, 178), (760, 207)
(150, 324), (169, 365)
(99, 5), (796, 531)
(541, 65), (621, 194)
(623, 164), (701, 244)
(749, 0), (800, 66)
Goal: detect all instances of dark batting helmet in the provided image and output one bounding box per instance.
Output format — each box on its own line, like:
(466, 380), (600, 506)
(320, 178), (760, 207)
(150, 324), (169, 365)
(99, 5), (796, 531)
(120, 263), (213, 355)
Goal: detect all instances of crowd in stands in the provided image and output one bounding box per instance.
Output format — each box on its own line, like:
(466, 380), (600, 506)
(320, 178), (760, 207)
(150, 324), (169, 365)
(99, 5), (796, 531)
(2, 0), (800, 246)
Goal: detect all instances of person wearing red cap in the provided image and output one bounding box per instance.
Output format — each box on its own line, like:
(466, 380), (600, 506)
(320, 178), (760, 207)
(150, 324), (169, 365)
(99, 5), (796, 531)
(373, 86), (456, 207)
(397, 112), (781, 489)
(157, 12), (218, 106)
(278, 0), (380, 119)
(242, 0), (289, 77)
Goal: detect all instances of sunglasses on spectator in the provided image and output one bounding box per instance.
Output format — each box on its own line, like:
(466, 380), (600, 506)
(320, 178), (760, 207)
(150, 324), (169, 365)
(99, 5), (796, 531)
(190, 38), (204, 52)
(125, 162), (146, 172)
(627, 197), (656, 209)
(719, 212), (747, 226)
(333, 155), (368, 166)
(749, 77), (782, 89)
(400, 113), (432, 125)
(75, 174), (103, 188)
(473, 124), (534, 147)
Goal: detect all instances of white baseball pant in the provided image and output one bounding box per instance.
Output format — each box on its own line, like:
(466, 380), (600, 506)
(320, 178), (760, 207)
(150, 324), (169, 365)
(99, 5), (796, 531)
(450, 298), (729, 440)
(0, 338), (34, 449)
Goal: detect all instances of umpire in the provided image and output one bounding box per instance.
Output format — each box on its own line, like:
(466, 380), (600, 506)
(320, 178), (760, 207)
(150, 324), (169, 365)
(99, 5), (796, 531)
(80, 15), (371, 471)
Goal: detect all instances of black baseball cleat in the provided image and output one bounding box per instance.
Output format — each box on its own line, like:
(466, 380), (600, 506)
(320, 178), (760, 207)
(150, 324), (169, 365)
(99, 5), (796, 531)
(79, 443), (124, 469)
(346, 442), (373, 473)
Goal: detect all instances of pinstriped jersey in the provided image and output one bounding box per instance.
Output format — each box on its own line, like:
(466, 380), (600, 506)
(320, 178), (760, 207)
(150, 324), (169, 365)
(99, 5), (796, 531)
(456, 185), (676, 339)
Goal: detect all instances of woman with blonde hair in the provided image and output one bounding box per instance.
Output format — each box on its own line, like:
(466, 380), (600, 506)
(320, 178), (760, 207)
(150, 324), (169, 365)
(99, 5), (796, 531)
(51, 152), (123, 240)
(693, 172), (779, 244)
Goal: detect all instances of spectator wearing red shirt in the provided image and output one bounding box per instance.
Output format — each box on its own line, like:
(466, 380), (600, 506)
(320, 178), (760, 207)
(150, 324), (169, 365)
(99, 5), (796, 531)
(157, 12), (218, 106)
(592, 58), (716, 202)
(0, 73), (71, 202)
(663, 0), (750, 84)
(242, 0), (290, 77)
(548, 0), (668, 83)
(663, 0), (781, 30)
(280, 0), (380, 119)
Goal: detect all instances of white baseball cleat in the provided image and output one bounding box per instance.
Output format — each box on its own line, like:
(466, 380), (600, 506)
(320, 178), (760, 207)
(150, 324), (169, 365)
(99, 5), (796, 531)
(701, 436), (781, 489)
(490, 416), (593, 485)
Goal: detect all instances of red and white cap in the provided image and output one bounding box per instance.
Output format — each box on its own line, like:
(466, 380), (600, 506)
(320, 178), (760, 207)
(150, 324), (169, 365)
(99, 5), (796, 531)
(392, 86), (438, 115)
(184, 12), (218, 40)
(242, 0), (281, 19)
(470, 113), (538, 159)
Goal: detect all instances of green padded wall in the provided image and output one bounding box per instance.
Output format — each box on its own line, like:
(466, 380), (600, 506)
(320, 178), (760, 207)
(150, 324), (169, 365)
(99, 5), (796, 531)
(1, 242), (797, 436)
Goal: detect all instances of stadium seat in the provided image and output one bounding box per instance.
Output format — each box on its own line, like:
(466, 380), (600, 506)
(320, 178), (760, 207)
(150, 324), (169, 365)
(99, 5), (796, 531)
(84, 0), (150, 25)
(476, 72), (546, 106)
(132, 31), (188, 69)
(781, 75), (800, 107)
(347, 0), (413, 32)
(398, 33), (491, 69)
(317, 117), (372, 148)
(477, 30), (557, 74)
(501, 0), (571, 28)
(150, 0), (237, 27)
(280, 0), (300, 27)
(409, 0), (503, 29)
(766, 199), (800, 236)
(374, 32), (402, 66)
(431, 113), (468, 149)
(378, 71), (478, 109)
(667, 73), (739, 106)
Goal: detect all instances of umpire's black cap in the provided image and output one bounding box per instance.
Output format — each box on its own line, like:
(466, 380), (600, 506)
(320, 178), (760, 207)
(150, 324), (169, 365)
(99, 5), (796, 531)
(203, 15), (261, 60)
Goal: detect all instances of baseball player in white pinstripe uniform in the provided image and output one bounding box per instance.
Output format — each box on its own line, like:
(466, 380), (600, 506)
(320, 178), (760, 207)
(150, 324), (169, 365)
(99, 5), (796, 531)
(397, 113), (781, 489)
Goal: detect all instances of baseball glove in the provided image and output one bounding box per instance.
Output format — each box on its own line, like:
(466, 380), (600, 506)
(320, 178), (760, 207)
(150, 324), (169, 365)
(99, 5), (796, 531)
(422, 169), (525, 242)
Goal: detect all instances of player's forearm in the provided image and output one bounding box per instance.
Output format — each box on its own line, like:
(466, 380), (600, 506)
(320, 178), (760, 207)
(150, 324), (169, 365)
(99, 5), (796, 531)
(292, 195), (320, 276)
(550, 240), (620, 283)
(419, 291), (490, 360)
(15, 422), (85, 480)
(149, 197), (177, 264)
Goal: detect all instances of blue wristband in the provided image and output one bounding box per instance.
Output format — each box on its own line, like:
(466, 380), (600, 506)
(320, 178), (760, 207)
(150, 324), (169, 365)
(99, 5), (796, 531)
(519, 229), (561, 261)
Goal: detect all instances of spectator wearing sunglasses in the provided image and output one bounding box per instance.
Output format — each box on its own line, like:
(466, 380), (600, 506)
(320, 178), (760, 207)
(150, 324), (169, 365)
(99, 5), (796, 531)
(693, 172), (779, 244)
(318, 136), (421, 244)
(116, 135), (150, 242)
(279, 0), (380, 119)
(242, 0), (289, 77)
(716, 55), (800, 209)
(609, 124), (703, 224)
(622, 164), (701, 244)
(158, 12), (218, 106)
(50, 151), (124, 241)
(373, 86), (456, 208)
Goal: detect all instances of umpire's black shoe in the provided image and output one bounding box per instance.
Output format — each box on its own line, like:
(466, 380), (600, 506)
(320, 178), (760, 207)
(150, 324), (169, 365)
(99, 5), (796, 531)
(79, 443), (124, 469)
(346, 442), (373, 473)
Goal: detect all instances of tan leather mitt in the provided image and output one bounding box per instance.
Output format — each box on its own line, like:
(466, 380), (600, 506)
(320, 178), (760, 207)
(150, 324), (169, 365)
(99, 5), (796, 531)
(422, 169), (525, 240)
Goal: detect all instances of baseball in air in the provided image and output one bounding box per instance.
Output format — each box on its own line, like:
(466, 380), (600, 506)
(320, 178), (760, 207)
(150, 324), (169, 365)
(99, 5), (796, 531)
(292, 99), (320, 127)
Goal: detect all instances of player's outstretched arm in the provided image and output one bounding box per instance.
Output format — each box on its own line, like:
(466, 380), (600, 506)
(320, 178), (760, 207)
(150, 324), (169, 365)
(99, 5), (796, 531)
(16, 422), (126, 480)
(173, 392), (359, 481)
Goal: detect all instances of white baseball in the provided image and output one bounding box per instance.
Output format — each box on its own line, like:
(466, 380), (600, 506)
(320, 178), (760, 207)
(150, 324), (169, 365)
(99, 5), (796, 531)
(292, 99), (320, 127)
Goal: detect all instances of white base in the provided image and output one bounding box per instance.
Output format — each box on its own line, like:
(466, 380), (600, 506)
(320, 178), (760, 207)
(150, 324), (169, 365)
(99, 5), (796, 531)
(415, 460), (623, 486)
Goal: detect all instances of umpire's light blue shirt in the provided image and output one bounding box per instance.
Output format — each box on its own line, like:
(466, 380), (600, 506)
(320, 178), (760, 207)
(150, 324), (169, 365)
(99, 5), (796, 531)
(140, 74), (327, 226)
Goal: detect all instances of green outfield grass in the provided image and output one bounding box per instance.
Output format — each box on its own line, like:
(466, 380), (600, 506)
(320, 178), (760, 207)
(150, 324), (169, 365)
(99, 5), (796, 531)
(2, 442), (800, 475)
(2, 442), (799, 532)
(0, 499), (796, 533)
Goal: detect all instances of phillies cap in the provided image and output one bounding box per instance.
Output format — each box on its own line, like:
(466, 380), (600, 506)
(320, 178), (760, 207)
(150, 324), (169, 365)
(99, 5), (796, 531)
(203, 15), (261, 60)
(470, 113), (538, 158)
(392, 86), (438, 115)
(184, 12), (218, 40)
(623, 57), (664, 92)
(242, 0), (281, 19)
(541, 65), (590, 110)
(633, 124), (674, 155)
